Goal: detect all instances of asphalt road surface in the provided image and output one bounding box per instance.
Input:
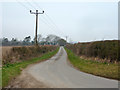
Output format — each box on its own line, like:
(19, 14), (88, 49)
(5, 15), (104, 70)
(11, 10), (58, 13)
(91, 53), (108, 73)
(26, 47), (118, 88)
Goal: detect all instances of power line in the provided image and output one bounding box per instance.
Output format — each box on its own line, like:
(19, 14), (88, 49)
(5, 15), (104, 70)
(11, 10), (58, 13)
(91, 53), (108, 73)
(65, 36), (68, 42)
(17, 0), (60, 36)
(24, 0), (36, 10)
(30, 1), (66, 36)
(16, 0), (30, 10)
(30, 1), (65, 36)
(41, 16), (63, 35)
(31, 0), (44, 11)
(39, 17), (63, 37)
(17, 0), (67, 40)
(20, 0), (61, 34)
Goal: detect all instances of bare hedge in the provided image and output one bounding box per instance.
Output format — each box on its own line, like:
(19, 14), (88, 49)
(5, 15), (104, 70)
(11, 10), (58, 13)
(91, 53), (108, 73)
(66, 40), (119, 62)
(2, 45), (57, 65)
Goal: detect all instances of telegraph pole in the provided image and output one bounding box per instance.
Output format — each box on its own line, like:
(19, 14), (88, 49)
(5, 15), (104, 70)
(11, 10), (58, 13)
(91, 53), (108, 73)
(65, 36), (68, 42)
(65, 36), (68, 45)
(30, 10), (44, 46)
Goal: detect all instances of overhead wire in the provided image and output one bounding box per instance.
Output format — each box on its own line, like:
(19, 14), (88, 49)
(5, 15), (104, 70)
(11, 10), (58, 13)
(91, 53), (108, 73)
(16, 0), (67, 39)
(16, 0), (30, 10)
(39, 17), (62, 37)
(24, 1), (56, 30)
(24, 0), (36, 10)
(30, 0), (66, 37)
(30, 2), (62, 36)
(39, 16), (64, 38)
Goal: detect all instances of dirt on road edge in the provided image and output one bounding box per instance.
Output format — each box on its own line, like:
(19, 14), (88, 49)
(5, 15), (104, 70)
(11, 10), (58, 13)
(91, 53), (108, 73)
(6, 63), (50, 88)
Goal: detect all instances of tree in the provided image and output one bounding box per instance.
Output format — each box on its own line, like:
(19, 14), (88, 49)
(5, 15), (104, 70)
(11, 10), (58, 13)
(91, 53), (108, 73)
(37, 34), (42, 43)
(2, 37), (9, 46)
(23, 36), (31, 45)
(58, 39), (66, 46)
(45, 34), (61, 45)
(23, 36), (31, 42)
(11, 38), (18, 46)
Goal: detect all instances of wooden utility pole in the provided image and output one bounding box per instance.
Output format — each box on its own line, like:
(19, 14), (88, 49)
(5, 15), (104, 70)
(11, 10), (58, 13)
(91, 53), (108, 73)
(65, 36), (68, 45)
(65, 36), (68, 42)
(30, 10), (44, 46)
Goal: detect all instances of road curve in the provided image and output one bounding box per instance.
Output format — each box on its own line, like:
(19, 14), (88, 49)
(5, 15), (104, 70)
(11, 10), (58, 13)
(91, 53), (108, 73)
(27, 47), (118, 88)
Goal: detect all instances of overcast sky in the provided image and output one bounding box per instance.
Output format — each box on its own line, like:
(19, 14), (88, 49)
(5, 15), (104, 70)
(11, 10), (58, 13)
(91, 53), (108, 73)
(1, 0), (118, 42)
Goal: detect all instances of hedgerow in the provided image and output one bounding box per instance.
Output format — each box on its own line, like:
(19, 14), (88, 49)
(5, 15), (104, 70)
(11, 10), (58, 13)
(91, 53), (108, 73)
(2, 45), (57, 65)
(66, 40), (119, 62)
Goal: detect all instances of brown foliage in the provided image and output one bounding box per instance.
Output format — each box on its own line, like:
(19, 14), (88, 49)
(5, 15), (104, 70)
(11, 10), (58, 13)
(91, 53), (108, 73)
(66, 40), (119, 62)
(2, 45), (57, 65)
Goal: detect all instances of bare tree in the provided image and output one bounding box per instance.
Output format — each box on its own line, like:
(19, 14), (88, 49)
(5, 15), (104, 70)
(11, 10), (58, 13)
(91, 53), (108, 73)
(37, 34), (42, 43)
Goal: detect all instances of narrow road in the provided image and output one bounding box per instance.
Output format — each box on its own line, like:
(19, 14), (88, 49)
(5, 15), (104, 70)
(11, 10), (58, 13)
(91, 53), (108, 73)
(26, 47), (118, 88)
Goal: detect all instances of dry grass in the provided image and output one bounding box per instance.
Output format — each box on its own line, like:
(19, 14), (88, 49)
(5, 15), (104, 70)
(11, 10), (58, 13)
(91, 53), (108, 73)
(2, 46), (19, 64)
(2, 46), (13, 56)
(2, 46), (58, 65)
(2, 46), (35, 55)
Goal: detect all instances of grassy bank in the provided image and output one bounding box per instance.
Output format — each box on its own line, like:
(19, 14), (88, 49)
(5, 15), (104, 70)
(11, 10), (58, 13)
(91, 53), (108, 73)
(65, 48), (118, 80)
(2, 47), (59, 87)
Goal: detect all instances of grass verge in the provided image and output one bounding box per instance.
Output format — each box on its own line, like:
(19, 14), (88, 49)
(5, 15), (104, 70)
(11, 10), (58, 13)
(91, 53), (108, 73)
(65, 48), (118, 80)
(2, 47), (59, 87)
